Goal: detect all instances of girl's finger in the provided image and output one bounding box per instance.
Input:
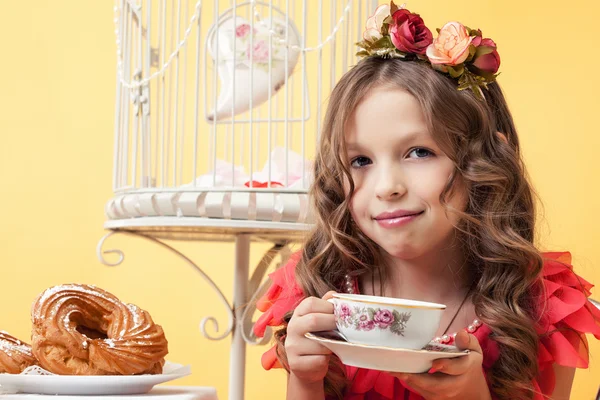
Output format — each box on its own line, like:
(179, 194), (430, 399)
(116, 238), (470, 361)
(431, 350), (482, 376)
(288, 312), (336, 335)
(454, 330), (483, 354)
(322, 290), (337, 300)
(289, 354), (331, 372)
(286, 338), (334, 356)
(293, 296), (334, 317)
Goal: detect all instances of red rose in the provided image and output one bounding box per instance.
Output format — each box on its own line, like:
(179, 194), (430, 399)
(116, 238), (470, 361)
(472, 38), (500, 74)
(389, 9), (433, 55)
(374, 309), (394, 329)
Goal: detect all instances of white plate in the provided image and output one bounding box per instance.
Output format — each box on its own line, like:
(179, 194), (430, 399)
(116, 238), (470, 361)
(306, 332), (468, 373)
(0, 361), (191, 395)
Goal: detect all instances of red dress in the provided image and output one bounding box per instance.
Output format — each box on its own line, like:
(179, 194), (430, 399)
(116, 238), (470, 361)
(253, 252), (600, 399)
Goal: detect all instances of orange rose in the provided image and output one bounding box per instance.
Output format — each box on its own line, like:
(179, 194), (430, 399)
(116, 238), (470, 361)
(426, 22), (474, 66)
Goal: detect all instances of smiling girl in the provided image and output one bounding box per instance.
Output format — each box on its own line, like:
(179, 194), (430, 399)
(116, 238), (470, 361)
(253, 3), (600, 399)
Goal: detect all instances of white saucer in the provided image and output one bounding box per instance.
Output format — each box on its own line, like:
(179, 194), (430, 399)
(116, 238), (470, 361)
(305, 331), (468, 373)
(0, 361), (191, 395)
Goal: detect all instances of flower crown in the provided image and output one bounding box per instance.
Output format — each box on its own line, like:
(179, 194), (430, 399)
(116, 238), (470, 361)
(356, 2), (500, 98)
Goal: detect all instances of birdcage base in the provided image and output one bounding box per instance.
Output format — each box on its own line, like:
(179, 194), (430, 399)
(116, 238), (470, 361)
(105, 189), (313, 240)
(104, 216), (311, 241)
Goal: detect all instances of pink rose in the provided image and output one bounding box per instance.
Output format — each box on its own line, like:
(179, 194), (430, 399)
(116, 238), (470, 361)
(338, 304), (352, 320)
(358, 314), (375, 331)
(236, 24), (252, 38)
(248, 40), (270, 63)
(373, 309), (395, 328)
(362, 4), (390, 42)
(388, 9), (433, 55)
(470, 30), (483, 47)
(426, 21), (474, 66)
(472, 38), (500, 74)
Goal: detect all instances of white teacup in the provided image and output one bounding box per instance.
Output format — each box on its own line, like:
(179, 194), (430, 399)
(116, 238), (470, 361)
(328, 293), (445, 349)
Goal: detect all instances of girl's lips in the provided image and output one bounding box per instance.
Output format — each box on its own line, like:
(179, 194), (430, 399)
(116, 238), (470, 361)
(374, 211), (424, 228)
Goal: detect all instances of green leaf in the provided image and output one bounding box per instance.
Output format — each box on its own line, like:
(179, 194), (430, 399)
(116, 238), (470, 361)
(390, 321), (405, 336)
(466, 27), (482, 37)
(383, 15), (393, 25)
(457, 70), (487, 99)
(400, 312), (411, 323)
(447, 64), (465, 78)
(381, 23), (389, 36)
(479, 71), (497, 82)
(466, 65), (499, 82)
(465, 44), (477, 62)
(392, 310), (401, 323)
(390, 0), (399, 14)
(355, 50), (370, 57)
(474, 46), (495, 58)
(367, 308), (376, 320)
(431, 63), (448, 73)
(372, 35), (394, 49)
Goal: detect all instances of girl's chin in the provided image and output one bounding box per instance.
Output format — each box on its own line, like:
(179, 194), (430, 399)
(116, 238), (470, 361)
(379, 245), (422, 260)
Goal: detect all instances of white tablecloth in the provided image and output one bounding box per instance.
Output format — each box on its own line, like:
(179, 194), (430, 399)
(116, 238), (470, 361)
(1, 386), (218, 400)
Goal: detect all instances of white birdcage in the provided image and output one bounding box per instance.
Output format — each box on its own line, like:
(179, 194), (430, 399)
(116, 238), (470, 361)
(99, 0), (377, 398)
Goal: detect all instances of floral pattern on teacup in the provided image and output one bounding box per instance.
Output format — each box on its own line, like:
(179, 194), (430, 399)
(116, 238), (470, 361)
(333, 303), (411, 336)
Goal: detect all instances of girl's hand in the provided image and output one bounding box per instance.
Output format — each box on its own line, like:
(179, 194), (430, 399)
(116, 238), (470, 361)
(285, 291), (337, 384)
(390, 330), (492, 400)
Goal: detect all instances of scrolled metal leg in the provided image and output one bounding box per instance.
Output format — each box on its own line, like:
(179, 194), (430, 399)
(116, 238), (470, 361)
(97, 231), (126, 266)
(96, 230), (234, 340)
(97, 230), (295, 400)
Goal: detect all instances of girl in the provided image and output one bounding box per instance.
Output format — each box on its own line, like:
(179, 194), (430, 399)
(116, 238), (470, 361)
(254, 4), (600, 399)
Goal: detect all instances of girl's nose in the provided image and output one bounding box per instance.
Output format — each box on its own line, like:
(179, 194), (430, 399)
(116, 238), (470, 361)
(375, 170), (407, 200)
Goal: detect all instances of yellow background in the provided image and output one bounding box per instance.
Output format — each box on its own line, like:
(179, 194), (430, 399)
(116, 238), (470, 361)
(1, 1), (599, 399)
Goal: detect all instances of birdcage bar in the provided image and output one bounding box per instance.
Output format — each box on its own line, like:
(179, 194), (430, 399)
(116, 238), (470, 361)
(193, 2), (202, 189)
(301, 0), (306, 188)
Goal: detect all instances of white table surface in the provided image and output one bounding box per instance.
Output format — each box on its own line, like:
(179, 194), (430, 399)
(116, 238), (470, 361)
(1, 386), (218, 400)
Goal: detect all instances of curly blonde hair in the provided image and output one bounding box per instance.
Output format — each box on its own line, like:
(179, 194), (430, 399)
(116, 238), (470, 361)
(274, 57), (544, 399)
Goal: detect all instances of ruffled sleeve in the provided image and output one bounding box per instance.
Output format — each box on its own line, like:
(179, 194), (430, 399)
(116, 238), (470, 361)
(535, 251), (600, 395)
(254, 251), (305, 370)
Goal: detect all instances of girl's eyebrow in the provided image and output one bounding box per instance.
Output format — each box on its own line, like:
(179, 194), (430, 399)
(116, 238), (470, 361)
(346, 130), (428, 151)
(345, 142), (361, 151)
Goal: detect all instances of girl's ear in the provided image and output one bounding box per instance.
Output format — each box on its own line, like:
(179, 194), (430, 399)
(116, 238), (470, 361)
(496, 131), (508, 144)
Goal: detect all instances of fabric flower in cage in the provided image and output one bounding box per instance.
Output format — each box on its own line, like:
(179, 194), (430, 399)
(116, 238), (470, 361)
(356, 1), (501, 98)
(250, 147), (313, 189)
(184, 160), (249, 188)
(184, 147), (313, 190)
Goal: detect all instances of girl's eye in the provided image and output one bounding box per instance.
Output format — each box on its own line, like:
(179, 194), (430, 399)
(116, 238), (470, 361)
(407, 148), (434, 159)
(350, 156), (372, 168)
